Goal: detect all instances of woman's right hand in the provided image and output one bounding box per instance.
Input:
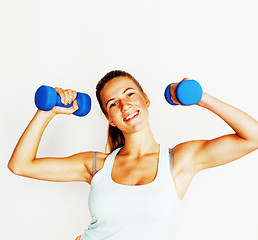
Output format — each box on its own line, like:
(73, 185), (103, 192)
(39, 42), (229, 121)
(53, 87), (79, 115)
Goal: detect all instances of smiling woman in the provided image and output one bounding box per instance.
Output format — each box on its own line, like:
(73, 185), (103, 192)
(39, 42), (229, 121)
(8, 70), (258, 240)
(96, 71), (150, 152)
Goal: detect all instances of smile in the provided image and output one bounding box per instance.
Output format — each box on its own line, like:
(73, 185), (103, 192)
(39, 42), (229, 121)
(123, 111), (139, 122)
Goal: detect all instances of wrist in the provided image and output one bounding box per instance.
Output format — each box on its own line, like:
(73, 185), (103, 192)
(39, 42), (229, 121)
(36, 109), (57, 121)
(197, 92), (211, 108)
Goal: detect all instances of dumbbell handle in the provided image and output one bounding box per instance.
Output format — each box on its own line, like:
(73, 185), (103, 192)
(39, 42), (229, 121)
(35, 85), (91, 117)
(165, 80), (203, 105)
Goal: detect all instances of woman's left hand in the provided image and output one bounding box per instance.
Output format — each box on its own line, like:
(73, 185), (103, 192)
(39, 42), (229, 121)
(169, 78), (189, 105)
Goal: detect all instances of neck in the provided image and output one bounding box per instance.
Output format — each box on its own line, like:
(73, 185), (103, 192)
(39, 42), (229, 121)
(120, 123), (159, 157)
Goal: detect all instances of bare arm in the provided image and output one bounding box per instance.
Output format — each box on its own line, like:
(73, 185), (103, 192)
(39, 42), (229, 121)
(188, 93), (258, 172)
(8, 88), (95, 183)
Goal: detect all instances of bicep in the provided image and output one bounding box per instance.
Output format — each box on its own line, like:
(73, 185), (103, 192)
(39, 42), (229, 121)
(194, 134), (258, 171)
(15, 152), (94, 183)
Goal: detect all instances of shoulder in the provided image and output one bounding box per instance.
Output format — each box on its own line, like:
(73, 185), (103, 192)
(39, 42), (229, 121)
(80, 151), (109, 172)
(71, 151), (109, 182)
(96, 151), (109, 170)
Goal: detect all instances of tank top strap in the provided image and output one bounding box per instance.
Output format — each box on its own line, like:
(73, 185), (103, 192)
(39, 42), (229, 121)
(92, 152), (97, 176)
(90, 148), (122, 186)
(169, 149), (173, 175)
(158, 144), (167, 169)
(158, 145), (174, 181)
(104, 147), (122, 174)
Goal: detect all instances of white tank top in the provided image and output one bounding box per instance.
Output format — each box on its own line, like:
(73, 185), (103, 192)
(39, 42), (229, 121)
(80, 144), (182, 240)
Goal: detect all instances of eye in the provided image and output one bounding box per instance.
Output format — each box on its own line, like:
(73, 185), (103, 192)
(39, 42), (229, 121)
(127, 92), (134, 97)
(110, 102), (117, 108)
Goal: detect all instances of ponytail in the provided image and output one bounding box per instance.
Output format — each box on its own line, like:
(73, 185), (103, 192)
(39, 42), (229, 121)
(106, 125), (125, 152)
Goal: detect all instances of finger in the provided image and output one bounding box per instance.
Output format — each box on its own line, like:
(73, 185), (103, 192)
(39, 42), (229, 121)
(53, 100), (78, 115)
(170, 83), (181, 105)
(63, 99), (79, 114)
(170, 94), (180, 105)
(72, 90), (77, 102)
(182, 77), (190, 81)
(66, 89), (75, 104)
(55, 87), (66, 105)
(62, 90), (75, 105)
(71, 99), (79, 111)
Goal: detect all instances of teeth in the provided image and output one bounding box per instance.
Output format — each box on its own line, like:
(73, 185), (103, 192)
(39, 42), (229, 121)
(125, 111), (138, 121)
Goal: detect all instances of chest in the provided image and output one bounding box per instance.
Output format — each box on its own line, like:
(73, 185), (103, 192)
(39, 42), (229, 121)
(89, 168), (181, 223)
(110, 153), (195, 200)
(111, 153), (159, 186)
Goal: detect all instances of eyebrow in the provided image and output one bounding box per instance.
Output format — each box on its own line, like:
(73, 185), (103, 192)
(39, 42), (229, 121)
(105, 87), (134, 107)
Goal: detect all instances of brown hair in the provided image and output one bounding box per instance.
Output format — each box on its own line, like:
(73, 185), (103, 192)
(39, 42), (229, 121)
(96, 70), (145, 152)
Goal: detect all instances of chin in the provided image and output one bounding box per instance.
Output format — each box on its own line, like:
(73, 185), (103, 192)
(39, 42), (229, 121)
(122, 122), (149, 135)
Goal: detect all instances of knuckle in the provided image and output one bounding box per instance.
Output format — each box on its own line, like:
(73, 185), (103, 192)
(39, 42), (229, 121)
(63, 90), (69, 98)
(72, 90), (77, 99)
(55, 87), (62, 95)
(68, 89), (74, 99)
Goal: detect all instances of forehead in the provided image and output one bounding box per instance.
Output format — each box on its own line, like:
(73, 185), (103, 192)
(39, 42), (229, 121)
(101, 77), (139, 101)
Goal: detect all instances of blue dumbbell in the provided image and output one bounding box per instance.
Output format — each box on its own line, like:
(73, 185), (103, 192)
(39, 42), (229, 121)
(35, 85), (91, 117)
(164, 80), (203, 105)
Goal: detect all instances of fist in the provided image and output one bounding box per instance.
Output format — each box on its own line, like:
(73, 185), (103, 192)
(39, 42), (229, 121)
(169, 78), (189, 105)
(53, 87), (79, 115)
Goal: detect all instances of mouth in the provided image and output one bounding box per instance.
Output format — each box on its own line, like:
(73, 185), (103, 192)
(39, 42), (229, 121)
(123, 110), (140, 122)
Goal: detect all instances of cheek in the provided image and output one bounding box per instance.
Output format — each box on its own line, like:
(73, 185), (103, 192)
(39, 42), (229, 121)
(107, 109), (119, 123)
(138, 97), (148, 109)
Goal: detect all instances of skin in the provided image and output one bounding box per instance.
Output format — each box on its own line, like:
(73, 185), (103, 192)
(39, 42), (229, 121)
(8, 77), (258, 239)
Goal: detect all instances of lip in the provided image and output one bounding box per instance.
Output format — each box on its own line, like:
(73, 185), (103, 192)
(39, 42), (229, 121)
(123, 110), (140, 122)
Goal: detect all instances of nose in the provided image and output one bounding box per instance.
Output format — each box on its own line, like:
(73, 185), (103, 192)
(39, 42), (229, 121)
(120, 99), (132, 112)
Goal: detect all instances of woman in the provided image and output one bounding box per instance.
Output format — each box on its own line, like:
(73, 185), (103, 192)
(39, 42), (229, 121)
(8, 70), (258, 240)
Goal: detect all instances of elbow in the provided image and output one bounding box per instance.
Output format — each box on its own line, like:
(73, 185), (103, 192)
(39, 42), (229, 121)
(8, 162), (18, 175)
(8, 161), (23, 176)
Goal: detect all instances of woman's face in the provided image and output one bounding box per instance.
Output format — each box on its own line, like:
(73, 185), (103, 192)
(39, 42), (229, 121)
(100, 77), (150, 134)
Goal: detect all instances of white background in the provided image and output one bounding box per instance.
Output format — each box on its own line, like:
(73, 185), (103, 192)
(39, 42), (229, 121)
(1, 0), (258, 240)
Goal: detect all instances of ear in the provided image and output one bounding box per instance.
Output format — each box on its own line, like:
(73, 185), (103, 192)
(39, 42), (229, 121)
(143, 92), (150, 107)
(109, 121), (116, 127)
(106, 115), (116, 127)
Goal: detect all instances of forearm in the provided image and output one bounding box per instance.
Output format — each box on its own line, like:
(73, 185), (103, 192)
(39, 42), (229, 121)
(198, 93), (258, 143)
(8, 110), (56, 173)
